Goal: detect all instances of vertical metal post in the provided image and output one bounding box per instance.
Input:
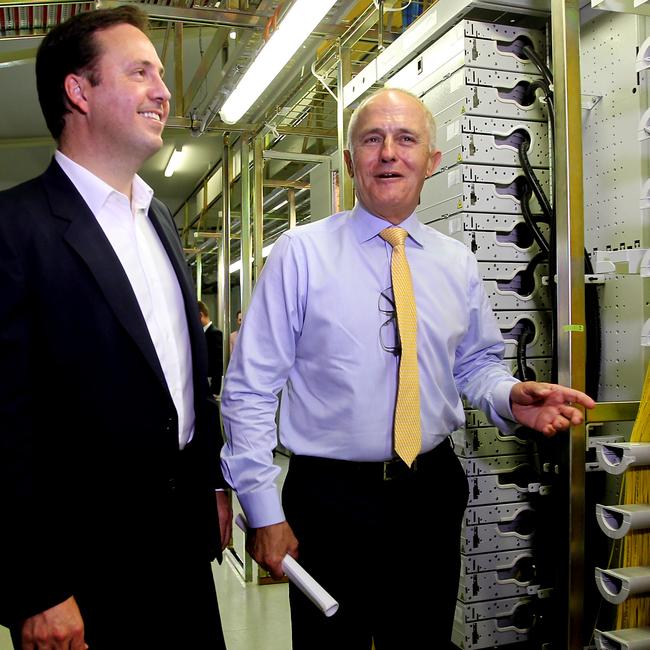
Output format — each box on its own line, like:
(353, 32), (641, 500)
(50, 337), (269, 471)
(240, 135), (253, 313)
(337, 39), (354, 211)
(252, 135), (265, 282)
(161, 23), (172, 69)
(217, 236), (225, 331)
(183, 203), (190, 249)
(196, 253), (202, 300)
(288, 188), (297, 229)
(551, 1), (587, 647)
(221, 133), (232, 370)
(173, 22), (184, 118)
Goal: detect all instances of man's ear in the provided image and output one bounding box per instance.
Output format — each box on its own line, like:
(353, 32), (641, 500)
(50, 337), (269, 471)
(344, 149), (354, 178)
(426, 149), (442, 179)
(63, 74), (89, 113)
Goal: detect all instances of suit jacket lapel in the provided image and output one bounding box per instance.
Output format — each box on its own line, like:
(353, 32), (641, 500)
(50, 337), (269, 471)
(43, 160), (169, 393)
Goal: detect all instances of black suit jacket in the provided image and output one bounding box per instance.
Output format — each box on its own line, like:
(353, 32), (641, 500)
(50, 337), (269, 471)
(0, 160), (226, 625)
(205, 322), (224, 395)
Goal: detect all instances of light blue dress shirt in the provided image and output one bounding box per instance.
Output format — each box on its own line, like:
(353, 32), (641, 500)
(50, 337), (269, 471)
(221, 203), (519, 527)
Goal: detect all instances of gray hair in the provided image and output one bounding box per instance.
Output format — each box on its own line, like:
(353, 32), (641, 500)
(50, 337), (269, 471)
(346, 87), (437, 154)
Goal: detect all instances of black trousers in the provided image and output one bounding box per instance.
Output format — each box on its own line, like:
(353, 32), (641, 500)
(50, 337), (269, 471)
(10, 557), (224, 650)
(283, 438), (469, 650)
(10, 444), (226, 650)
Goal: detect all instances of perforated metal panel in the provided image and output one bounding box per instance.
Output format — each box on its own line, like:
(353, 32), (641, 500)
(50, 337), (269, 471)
(581, 11), (650, 404)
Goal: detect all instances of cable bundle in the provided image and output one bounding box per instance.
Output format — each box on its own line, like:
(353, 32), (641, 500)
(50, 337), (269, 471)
(616, 364), (650, 629)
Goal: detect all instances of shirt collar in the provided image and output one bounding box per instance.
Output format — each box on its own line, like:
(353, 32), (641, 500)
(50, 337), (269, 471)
(54, 150), (154, 217)
(349, 201), (425, 247)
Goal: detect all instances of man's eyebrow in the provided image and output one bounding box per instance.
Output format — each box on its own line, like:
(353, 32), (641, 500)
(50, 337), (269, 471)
(358, 127), (420, 138)
(136, 58), (165, 76)
(358, 127), (384, 137)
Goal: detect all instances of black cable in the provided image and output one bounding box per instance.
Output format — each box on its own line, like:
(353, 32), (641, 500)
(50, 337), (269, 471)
(521, 47), (556, 166)
(516, 319), (536, 381)
(584, 252), (602, 400)
(523, 44), (553, 87)
(520, 179), (550, 257)
(518, 139), (554, 223)
(519, 57), (600, 396)
(524, 78), (551, 105)
(530, 83), (555, 152)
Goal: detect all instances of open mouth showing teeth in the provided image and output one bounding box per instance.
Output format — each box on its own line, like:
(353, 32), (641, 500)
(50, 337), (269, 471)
(377, 173), (401, 178)
(140, 112), (161, 121)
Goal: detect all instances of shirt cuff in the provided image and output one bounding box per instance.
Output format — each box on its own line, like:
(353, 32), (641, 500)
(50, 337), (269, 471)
(237, 486), (285, 529)
(489, 378), (521, 433)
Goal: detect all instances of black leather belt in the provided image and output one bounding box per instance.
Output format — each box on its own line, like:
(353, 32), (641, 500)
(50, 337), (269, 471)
(291, 439), (451, 482)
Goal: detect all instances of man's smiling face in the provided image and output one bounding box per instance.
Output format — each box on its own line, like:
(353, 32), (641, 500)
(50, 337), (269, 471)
(344, 90), (441, 224)
(82, 23), (171, 166)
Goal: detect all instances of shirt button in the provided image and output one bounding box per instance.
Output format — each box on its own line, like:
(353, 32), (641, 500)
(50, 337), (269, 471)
(168, 478), (177, 492)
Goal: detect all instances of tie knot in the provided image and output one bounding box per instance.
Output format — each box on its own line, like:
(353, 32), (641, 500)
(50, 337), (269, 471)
(380, 227), (408, 248)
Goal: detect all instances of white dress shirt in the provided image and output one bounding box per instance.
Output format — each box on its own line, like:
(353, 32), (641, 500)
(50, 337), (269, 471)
(55, 151), (195, 447)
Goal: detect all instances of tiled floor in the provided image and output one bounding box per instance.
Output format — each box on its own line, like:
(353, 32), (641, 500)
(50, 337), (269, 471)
(0, 626), (9, 650)
(0, 453), (293, 650)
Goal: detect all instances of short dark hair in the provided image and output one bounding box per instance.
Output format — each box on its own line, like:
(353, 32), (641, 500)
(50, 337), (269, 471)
(36, 6), (149, 140)
(198, 300), (209, 318)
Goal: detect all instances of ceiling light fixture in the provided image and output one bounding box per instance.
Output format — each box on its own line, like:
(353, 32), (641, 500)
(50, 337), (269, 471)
(164, 146), (185, 178)
(229, 30), (237, 40)
(229, 243), (275, 274)
(219, 0), (337, 124)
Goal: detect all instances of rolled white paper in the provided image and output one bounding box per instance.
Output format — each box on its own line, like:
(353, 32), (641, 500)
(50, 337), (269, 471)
(235, 513), (339, 617)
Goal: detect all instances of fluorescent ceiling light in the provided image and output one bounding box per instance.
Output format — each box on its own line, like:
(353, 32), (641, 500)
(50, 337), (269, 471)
(219, 0), (337, 124)
(229, 243), (275, 274)
(164, 146), (185, 178)
(269, 199), (289, 213)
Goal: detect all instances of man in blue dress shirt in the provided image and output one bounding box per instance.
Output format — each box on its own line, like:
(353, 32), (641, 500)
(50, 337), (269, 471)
(220, 88), (594, 649)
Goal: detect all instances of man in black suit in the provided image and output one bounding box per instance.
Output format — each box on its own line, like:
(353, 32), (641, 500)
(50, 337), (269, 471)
(199, 300), (224, 396)
(0, 6), (231, 649)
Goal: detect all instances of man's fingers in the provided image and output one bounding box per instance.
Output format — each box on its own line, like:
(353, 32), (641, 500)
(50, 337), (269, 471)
(558, 403), (582, 420)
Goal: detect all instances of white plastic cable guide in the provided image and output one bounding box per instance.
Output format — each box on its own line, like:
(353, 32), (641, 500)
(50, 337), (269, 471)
(593, 246), (650, 345)
(592, 0), (650, 18)
(596, 442), (650, 475)
(595, 566), (650, 604)
(235, 514), (339, 617)
(593, 249), (650, 276)
(596, 504), (650, 539)
(595, 627), (650, 650)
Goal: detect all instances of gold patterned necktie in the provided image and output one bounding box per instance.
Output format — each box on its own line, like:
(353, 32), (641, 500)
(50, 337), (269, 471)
(379, 227), (422, 467)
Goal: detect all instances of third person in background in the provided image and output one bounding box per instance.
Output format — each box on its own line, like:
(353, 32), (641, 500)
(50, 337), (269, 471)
(229, 309), (242, 355)
(199, 300), (224, 396)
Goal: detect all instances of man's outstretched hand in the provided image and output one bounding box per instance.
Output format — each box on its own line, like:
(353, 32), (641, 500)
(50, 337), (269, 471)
(510, 381), (595, 436)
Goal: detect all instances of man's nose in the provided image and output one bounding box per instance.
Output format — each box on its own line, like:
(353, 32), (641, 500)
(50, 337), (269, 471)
(380, 138), (396, 161)
(152, 74), (172, 103)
